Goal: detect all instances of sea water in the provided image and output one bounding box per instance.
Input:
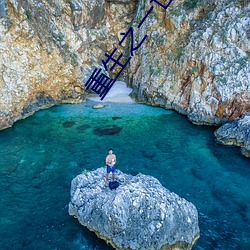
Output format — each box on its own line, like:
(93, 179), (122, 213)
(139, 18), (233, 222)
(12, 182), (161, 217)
(0, 100), (249, 250)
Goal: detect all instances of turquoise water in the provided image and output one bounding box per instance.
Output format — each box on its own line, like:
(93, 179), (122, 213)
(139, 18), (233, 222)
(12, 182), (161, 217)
(0, 100), (249, 250)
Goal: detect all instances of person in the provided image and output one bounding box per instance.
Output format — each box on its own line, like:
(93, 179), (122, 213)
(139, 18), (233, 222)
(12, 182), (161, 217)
(106, 148), (116, 185)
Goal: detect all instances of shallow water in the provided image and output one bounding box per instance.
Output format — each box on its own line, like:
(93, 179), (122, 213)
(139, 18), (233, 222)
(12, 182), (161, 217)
(0, 101), (249, 250)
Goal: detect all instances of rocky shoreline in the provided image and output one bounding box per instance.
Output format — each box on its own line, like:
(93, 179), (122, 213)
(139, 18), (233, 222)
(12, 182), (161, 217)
(215, 112), (250, 157)
(69, 168), (200, 250)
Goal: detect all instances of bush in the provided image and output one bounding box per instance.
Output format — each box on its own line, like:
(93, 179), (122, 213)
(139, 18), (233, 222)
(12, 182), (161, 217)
(25, 10), (32, 19)
(183, 0), (198, 9)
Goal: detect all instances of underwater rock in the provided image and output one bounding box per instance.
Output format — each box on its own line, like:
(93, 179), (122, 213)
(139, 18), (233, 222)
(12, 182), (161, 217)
(69, 168), (200, 250)
(112, 116), (122, 120)
(215, 112), (250, 157)
(63, 121), (75, 128)
(76, 124), (91, 132)
(93, 125), (122, 135)
(141, 149), (157, 159)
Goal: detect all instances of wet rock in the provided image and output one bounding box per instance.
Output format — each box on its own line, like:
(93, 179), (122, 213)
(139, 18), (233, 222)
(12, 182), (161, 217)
(93, 125), (122, 135)
(93, 104), (105, 109)
(112, 116), (122, 120)
(76, 124), (91, 132)
(215, 112), (250, 157)
(63, 121), (75, 128)
(21, 93), (55, 117)
(69, 168), (200, 250)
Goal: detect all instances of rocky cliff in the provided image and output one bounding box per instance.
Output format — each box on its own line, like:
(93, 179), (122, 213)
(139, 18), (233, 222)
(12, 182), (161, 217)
(129, 0), (250, 125)
(69, 168), (200, 250)
(0, 0), (249, 147)
(0, 0), (136, 130)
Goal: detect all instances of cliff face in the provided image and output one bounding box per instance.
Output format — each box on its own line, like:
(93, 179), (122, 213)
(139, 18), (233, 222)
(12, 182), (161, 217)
(129, 0), (250, 125)
(0, 0), (249, 129)
(0, 0), (136, 130)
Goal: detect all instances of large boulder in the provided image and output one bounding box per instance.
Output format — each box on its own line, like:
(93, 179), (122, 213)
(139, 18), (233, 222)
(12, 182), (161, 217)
(69, 168), (200, 250)
(215, 112), (250, 157)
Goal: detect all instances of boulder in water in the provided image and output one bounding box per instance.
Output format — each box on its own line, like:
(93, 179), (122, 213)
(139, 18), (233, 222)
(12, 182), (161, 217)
(63, 121), (75, 128)
(215, 112), (250, 157)
(93, 104), (105, 109)
(69, 168), (200, 250)
(93, 125), (122, 135)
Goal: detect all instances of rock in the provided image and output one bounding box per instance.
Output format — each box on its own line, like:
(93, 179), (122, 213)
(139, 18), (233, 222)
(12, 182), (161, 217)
(0, 0), (136, 130)
(215, 112), (250, 157)
(69, 168), (200, 250)
(112, 116), (122, 120)
(129, 0), (250, 125)
(74, 86), (83, 93)
(93, 125), (122, 135)
(62, 121), (75, 128)
(76, 124), (91, 132)
(93, 104), (105, 109)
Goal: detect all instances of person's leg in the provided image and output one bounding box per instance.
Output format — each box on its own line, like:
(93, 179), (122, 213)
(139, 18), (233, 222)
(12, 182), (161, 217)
(111, 165), (115, 181)
(106, 165), (110, 185)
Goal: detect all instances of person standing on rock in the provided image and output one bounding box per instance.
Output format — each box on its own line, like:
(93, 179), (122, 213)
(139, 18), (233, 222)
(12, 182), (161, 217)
(106, 148), (116, 185)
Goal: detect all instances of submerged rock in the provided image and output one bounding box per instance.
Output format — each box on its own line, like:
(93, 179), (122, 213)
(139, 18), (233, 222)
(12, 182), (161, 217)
(112, 116), (122, 120)
(62, 121), (75, 128)
(69, 168), (200, 250)
(76, 124), (91, 132)
(215, 112), (250, 157)
(93, 125), (122, 135)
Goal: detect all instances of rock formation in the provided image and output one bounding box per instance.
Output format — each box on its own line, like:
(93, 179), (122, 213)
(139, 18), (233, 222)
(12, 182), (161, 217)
(129, 0), (250, 125)
(69, 168), (200, 250)
(215, 112), (250, 157)
(0, 0), (136, 130)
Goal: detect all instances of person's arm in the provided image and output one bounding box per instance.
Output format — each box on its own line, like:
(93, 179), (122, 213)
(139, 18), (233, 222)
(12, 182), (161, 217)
(106, 156), (109, 165)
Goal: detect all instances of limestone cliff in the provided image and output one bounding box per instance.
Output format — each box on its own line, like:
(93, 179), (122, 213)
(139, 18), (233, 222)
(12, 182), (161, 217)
(0, 0), (136, 130)
(129, 0), (250, 125)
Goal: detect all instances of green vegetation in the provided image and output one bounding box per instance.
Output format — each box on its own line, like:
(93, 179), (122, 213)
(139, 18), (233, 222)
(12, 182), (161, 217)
(183, 0), (198, 9)
(175, 47), (184, 60)
(155, 68), (162, 76)
(149, 64), (154, 74)
(217, 77), (227, 84)
(25, 10), (32, 19)
(189, 66), (199, 74)
(170, 9), (181, 16)
(70, 53), (78, 66)
(156, 36), (167, 45)
(58, 33), (64, 41)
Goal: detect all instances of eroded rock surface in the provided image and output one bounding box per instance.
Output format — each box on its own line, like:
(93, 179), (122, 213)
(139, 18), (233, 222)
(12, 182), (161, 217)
(0, 0), (136, 129)
(69, 168), (200, 250)
(215, 112), (250, 157)
(129, 0), (250, 124)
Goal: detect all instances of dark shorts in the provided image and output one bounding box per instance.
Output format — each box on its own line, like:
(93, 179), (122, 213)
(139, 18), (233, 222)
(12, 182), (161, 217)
(107, 165), (115, 173)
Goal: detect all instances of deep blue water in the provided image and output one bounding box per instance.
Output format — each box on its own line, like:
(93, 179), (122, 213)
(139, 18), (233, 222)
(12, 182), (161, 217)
(0, 100), (249, 250)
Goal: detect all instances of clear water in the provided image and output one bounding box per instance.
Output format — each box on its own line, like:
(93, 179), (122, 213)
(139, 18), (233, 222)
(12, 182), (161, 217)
(0, 100), (249, 250)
